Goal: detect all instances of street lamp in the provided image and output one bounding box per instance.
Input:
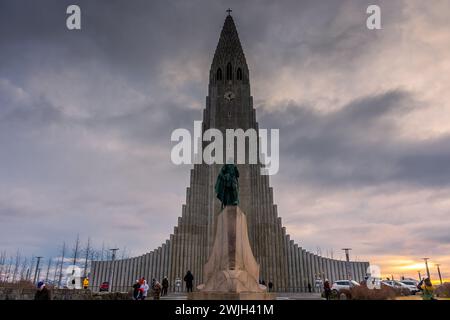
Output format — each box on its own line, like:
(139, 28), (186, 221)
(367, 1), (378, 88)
(422, 258), (431, 280)
(436, 264), (443, 285)
(342, 248), (352, 280)
(108, 248), (119, 292)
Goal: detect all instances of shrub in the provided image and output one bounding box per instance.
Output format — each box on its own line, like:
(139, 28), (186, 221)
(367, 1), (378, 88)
(349, 284), (397, 300)
(0, 280), (35, 289)
(435, 283), (450, 298)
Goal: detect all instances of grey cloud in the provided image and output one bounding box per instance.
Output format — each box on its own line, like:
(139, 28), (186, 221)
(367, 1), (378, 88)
(411, 223), (450, 244)
(259, 90), (450, 188)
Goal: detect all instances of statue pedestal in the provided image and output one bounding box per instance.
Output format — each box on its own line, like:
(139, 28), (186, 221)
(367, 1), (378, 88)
(191, 205), (276, 300)
(188, 291), (276, 300)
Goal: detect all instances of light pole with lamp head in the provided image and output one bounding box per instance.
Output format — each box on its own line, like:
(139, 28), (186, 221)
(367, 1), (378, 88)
(108, 248), (119, 292)
(422, 258), (431, 280)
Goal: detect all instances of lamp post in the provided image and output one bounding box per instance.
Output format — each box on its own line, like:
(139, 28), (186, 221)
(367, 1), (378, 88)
(342, 248), (352, 280)
(436, 264), (443, 285)
(108, 248), (119, 292)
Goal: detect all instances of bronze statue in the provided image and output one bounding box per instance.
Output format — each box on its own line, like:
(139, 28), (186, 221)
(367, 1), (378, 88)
(215, 164), (239, 208)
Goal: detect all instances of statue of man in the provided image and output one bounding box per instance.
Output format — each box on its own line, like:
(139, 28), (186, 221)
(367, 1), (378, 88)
(215, 164), (239, 208)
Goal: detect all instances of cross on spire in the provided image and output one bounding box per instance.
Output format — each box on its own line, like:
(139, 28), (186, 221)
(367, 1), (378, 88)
(226, 8), (232, 16)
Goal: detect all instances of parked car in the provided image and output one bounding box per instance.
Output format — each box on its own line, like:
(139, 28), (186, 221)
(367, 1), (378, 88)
(99, 281), (109, 292)
(399, 280), (420, 295)
(331, 280), (360, 293)
(381, 280), (411, 295)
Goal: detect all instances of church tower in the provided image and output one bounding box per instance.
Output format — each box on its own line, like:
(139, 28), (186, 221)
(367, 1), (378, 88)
(207, 13), (252, 132)
(90, 12), (369, 293)
(203, 13), (260, 257)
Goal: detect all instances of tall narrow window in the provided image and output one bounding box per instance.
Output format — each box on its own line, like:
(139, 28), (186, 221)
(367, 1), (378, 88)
(237, 68), (243, 81)
(226, 62), (232, 80)
(216, 68), (222, 81)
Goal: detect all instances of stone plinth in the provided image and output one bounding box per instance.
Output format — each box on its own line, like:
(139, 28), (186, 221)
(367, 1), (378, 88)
(188, 291), (276, 300)
(192, 205), (275, 300)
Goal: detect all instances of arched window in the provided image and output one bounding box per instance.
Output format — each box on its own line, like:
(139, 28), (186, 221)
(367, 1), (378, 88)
(216, 68), (222, 81)
(226, 62), (232, 81)
(237, 68), (243, 81)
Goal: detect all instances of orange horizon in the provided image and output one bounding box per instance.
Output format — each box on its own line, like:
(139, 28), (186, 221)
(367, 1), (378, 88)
(365, 256), (449, 285)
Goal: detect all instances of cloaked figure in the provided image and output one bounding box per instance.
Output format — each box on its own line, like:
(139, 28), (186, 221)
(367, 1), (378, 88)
(215, 164), (239, 208)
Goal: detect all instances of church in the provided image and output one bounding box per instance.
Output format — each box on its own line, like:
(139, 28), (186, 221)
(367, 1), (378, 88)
(90, 12), (369, 293)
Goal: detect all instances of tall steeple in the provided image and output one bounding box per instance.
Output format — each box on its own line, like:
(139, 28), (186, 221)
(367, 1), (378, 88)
(206, 12), (253, 135)
(211, 14), (248, 74)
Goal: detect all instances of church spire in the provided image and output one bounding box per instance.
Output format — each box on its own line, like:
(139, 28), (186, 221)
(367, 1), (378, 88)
(211, 12), (248, 72)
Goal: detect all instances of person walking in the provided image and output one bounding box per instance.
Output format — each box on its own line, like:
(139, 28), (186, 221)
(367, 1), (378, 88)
(268, 281), (273, 292)
(184, 270), (194, 292)
(83, 277), (89, 290)
(152, 279), (162, 300)
(308, 283), (312, 293)
(140, 280), (149, 300)
(138, 278), (145, 299)
(323, 279), (331, 300)
(162, 277), (169, 296)
(34, 281), (51, 300)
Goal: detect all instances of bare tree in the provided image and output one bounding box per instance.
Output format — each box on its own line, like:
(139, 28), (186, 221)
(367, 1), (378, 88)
(12, 250), (21, 282)
(45, 257), (52, 283)
(83, 237), (91, 278)
(88, 247), (99, 277)
(5, 254), (14, 282)
(100, 242), (105, 261)
(19, 256), (28, 281)
(121, 246), (130, 259)
(52, 256), (58, 283)
(57, 242), (66, 288)
(92, 248), (101, 261)
(27, 255), (35, 281)
(72, 234), (80, 266)
(0, 251), (6, 282)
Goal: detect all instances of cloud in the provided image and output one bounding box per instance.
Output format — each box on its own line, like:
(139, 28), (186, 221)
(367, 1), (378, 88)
(259, 90), (450, 189)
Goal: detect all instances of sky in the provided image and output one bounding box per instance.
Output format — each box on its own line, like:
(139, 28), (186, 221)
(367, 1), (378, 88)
(1, 0), (449, 282)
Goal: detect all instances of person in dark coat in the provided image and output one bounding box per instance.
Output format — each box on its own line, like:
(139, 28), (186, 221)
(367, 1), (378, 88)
(132, 280), (141, 300)
(307, 283), (312, 293)
(268, 281), (273, 292)
(34, 281), (51, 300)
(323, 279), (331, 300)
(184, 270), (194, 292)
(162, 277), (169, 296)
